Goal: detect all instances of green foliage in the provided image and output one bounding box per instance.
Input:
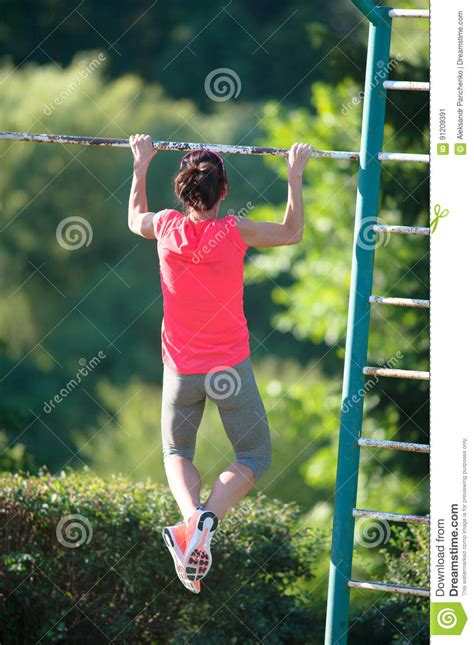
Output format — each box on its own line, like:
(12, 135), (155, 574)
(249, 80), (428, 359)
(0, 470), (324, 643)
(0, 0), (361, 110)
(384, 525), (429, 589)
(0, 431), (35, 473)
(351, 525), (429, 644)
(0, 408), (35, 472)
(386, 0), (429, 67)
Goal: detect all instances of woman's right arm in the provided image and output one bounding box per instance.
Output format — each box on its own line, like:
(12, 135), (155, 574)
(128, 134), (160, 239)
(237, 143), (312, 248)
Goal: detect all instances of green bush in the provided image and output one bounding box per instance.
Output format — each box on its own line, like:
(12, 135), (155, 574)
(0, 470), (323, 643)
(351, 525), (429, 644)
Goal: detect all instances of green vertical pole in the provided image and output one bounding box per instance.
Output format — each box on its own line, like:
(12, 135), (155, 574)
(324, 4), (392, 645)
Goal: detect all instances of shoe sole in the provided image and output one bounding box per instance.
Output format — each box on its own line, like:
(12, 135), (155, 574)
(162, 527), (200, 593)
(184, 511), (218, 582)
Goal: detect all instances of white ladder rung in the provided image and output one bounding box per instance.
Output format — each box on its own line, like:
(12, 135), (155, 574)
(348, 580), (430, 597)
(378, 151), (429, 163)
(363, 367), (430, 381)
(373, 224), (430, 236)
(353, 508), (429, 525)
(358, 438), (430, 453)
(384, 80), (429, 92)
(388, 9), (430, 19)
(369, 295), (430, 308)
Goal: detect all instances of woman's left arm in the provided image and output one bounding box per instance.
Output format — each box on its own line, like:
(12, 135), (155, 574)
(128, 134), (160, 239)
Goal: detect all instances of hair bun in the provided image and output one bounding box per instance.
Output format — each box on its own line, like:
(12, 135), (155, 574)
(174, 152), (227, 212)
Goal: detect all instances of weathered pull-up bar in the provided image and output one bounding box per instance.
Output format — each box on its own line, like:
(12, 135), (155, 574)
(388, 9), (430, 19)
(0, 131), (429, 164)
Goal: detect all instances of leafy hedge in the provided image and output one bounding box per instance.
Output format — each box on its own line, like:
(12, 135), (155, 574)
(0, 470), (322, 644)
(351, 525), (429, 644)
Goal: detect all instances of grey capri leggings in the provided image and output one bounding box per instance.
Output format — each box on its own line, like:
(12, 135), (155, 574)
(161, 357), (272, 481)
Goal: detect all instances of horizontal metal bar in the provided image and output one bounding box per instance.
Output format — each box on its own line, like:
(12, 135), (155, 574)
(353, 508), (429, 525)
(383, 80), (429, 91)
(0, 131), (430, 163)
(348, 580), (430, 597)
(358, 437), (430, 453)
(378, 151), (429, 163)
(363, 367), (430, 381)
(369, 295), (430, 308)
(388, 9), (430, 19)
(373, 224), (430, 236)
(0, 130), (358, 160)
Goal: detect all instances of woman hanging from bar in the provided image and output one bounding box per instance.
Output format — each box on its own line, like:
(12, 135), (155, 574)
(127, 134), (313, 592)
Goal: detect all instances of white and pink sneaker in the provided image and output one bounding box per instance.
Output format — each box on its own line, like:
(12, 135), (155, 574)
(162, 522), (200, 593)
(183, 508), (219, 582)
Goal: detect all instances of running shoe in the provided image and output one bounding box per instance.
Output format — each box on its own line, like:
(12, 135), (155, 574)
(162, 521), (200, 593)
(183, 508), (219, 582)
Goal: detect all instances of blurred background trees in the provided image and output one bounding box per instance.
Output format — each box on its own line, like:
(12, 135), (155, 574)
(0, 1), (429, 640)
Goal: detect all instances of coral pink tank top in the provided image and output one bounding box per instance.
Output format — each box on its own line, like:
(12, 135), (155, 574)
(156, 209), (250, 374)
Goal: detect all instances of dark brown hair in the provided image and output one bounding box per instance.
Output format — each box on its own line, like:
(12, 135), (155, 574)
(174, 151), (227, 212)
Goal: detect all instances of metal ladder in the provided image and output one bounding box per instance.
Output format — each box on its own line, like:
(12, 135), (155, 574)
(325, 3), (430, 644)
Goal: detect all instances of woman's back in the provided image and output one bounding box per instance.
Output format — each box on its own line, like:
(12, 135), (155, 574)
(157, 209), (249, 374)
